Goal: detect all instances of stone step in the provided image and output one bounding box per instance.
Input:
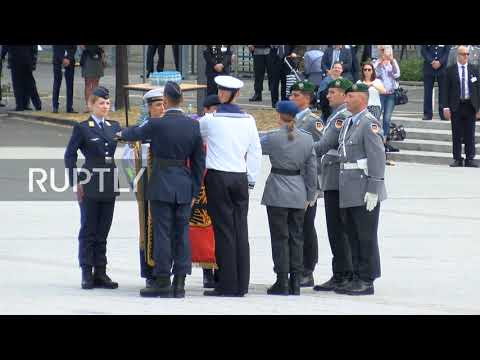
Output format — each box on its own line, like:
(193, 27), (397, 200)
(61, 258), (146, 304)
(391, 116), (480, 131)
(390, 139), (480, 153)
(386, 150), (454, 165)
(405, 128), (480, 142)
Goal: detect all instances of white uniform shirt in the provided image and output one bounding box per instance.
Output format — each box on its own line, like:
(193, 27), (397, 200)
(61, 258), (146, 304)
(199, 107), (262, 184)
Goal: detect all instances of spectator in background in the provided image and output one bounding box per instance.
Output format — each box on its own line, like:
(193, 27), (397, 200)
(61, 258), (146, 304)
(80, 45), (106, 113)
(421, 45), (450, 120)
(374, 46), (400, 152)
(248, 45), (273, 102)
(347, 45), (361, 82)
(357, 62), (385, 120)
(52, 45), (77, 113)
(146, 45), (180, 78)
(268, 45), (298, 108)
(303, 47), (324, 88)
(203, 45), (233, 95)
(321, 45), (353, 81)
(317, 62), (343, 120)
(0, 45), (6, 107)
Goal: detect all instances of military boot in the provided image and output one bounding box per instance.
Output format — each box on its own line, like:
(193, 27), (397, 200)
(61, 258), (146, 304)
(140, 276), (172, 298)
(203, 269), (216, 289)
(81, 266), (94, 289)
(145, 278), (155, 288)
(289, 273), (301, 296)
(313, 273), (344, 292)
(93, 266), (118, 289)
(267, 273), (289, 295)
(299, 271), (315, 287)
(173, 275), (186, 298)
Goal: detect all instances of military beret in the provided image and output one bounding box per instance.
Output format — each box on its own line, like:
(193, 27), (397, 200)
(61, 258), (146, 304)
(203, 94), (221, 108)
(328, 78), (353, 91)
(290, 80), (315, 93)
(164, 81), (182, 100)
(143, 88), (164, 104)
(275, 100), (300, 117)
(215, 75), (244, 91)
(92, 86), (109, 99)
(345, 83), (369, 94)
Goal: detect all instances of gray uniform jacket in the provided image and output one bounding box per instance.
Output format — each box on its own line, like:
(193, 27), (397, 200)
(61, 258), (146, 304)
(313, 104), (351, 191)
(261, 126), (317, 209)
(295, 108), (324, 185)
(338, 109), (387, 208)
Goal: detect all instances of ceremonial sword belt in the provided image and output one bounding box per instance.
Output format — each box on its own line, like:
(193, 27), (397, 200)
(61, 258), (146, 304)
(270, 168), (301, 176)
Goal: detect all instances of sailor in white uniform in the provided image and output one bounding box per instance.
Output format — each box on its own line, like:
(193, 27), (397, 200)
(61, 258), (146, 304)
(199, 75), (262, 297)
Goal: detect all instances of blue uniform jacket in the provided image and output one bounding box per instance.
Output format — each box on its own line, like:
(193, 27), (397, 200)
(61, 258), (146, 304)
(120, 109), (206, 204)
(64, 117), (122, 199)
(421, 45), (451, 75)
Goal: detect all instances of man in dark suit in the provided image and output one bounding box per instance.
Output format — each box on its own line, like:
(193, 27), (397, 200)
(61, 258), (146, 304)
(3, 45), (41, 111)
(118, 81), (206, 298)
(442, 46), (480, 168)
(421, 45), (451, 120)
(248, 45), (272, 102)
(268, 45), (297, 108)
(146, 45), (180, 78)
(52, 45), (77, 113)
(321, 45), (354, 81)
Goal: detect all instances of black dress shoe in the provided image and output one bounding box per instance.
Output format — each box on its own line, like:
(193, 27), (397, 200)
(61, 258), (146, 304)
(93, 266), (118, 289)
(299, 272), (314, 288)
(67, 109), (78, 114)
(25, 107), (33, 111)
(0, 103), (6, 107)
(203, 289), (243, 297)
(422, 115), (432, 120)
(449, 159), (464, 167)
(335, 279), (374, 296)
(313, 274), (348, 292)
(81, 266), (94, 289)
(203, 269), (216, 289)
(267, 273), (289, 295)
(172, 275), (186, 298)
(465, 159), (479, 168)
(14, 107), (25, 111)
(145, 278), (155, 288)
(249, 93), (262, 102)
(52, 108), (58, 114)
(140, 276), (172, 298)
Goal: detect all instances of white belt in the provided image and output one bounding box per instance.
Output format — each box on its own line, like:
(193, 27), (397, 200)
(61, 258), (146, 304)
(341, 163), (360, 170)
(326, 149), (339, 157)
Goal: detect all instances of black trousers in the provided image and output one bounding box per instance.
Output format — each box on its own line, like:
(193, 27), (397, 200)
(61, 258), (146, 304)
(324, 190), (353, 275)
(342, 204), (381, 282)
(52, 62), (75, 111)
(146, 45), (180, 74)
(204, 170), (250, 295)
(451, 101), (477, 160)
(266, 206), (305, 274)
(78, 198), (115, 268)
(11, 63), (34, 110)
(300, 200), (318, 273)
(253, 54), (273, 95)
(266, 54), (288, 107)
(423, 70), (446, 119)
(150, 201), (192, 277)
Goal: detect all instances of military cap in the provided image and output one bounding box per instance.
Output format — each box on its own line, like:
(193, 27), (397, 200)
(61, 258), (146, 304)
(203, 94), (221, 108)
(143, 88), (164, 104)
(164, 81), (182, 100)
(215, 75), (244, 91)
(290, 80), (315, 93)
(92, 86), (109, 99)
(275, 100), (300, 117)
(345, 83), (369, 94)
(328, 78), (353, 91)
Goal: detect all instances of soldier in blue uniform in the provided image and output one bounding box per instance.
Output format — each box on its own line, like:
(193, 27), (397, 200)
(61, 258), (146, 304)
(64, 86), (122, 290)
(116, 81), (206, 298)
(421, 45), (451, 120)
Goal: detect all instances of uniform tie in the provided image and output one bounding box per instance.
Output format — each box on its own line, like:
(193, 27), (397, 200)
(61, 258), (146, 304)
(99, 121), (104, 131)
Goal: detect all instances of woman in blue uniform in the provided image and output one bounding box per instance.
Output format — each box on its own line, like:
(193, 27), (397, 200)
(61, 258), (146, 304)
(64, 86), (122, 289)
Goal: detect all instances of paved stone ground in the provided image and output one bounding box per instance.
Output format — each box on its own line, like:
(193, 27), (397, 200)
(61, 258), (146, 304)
(0, 117), (479, 314)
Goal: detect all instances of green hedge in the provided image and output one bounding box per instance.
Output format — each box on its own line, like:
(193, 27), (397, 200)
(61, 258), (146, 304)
(398, 58), (423, 82)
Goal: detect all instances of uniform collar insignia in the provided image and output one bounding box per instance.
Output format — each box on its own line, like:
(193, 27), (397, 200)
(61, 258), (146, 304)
(88, 121), (95, 127)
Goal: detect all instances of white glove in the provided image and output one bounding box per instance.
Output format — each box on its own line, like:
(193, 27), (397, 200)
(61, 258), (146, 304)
(364, 192), (379, 212)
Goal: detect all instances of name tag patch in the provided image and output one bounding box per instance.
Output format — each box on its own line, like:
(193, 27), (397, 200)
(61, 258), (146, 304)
(315, 121), (324, 131)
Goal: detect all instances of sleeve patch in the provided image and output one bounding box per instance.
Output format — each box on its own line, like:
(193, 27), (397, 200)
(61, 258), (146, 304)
(370, 123), (380, 133)
(335, 119), (344, 129)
